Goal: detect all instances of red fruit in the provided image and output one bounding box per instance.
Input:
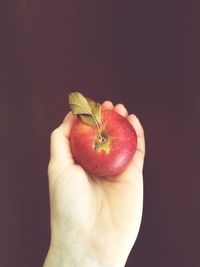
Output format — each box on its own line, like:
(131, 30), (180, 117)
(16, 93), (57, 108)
(70, 109), (137, 177)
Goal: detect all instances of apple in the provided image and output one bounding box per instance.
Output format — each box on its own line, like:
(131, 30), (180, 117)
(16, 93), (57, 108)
(68, 92), (137, 178)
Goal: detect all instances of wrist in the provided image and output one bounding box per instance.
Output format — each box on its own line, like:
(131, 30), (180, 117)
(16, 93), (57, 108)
(43, 243), (111, 267)
(43, 222), (128, 267)
(43, 245), (71, 267)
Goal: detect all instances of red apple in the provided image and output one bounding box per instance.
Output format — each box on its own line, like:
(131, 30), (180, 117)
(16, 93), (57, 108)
(69, 108), (137, 177)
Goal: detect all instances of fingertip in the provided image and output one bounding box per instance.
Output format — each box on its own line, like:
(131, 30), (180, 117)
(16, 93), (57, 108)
(114, 103), (128, 117)
(128, 114), (144, 137)
(63, 111), (73, 123)
(60, 111), (77, 138)
(128, 114), (145, 159)
(102, 100), (114, 110)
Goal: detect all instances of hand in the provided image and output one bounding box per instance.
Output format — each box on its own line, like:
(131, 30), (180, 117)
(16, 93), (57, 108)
(43, 101), (145, 267)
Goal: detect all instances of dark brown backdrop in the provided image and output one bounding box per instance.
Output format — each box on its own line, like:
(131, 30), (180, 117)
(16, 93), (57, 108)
(1, 1), (200, 266)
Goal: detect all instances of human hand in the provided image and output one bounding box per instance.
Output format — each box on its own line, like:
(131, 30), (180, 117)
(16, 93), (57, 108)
(43, 101), (145, 267)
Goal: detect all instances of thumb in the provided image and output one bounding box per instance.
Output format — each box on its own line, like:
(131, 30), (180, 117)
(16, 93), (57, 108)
(49, 112), (76, 165)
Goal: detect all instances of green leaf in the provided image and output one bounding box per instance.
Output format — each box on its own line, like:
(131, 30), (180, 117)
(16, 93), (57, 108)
(79, 114), (96, 126)
(86, 97), (101, 126)
(68, 92), (92, 115)
(68, 92), (102, 127)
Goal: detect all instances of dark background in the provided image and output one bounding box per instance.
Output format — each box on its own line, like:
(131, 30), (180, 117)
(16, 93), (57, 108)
(0, 1), (200, 266)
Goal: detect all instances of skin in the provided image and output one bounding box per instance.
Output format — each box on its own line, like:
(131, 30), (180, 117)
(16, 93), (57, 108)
(43, 101), (145, 267)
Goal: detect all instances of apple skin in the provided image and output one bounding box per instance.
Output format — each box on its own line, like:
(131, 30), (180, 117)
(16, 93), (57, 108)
(69, 109), (137, 177)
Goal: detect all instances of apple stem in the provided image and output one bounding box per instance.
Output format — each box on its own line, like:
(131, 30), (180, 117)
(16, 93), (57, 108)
(91, 114), (104, 142)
